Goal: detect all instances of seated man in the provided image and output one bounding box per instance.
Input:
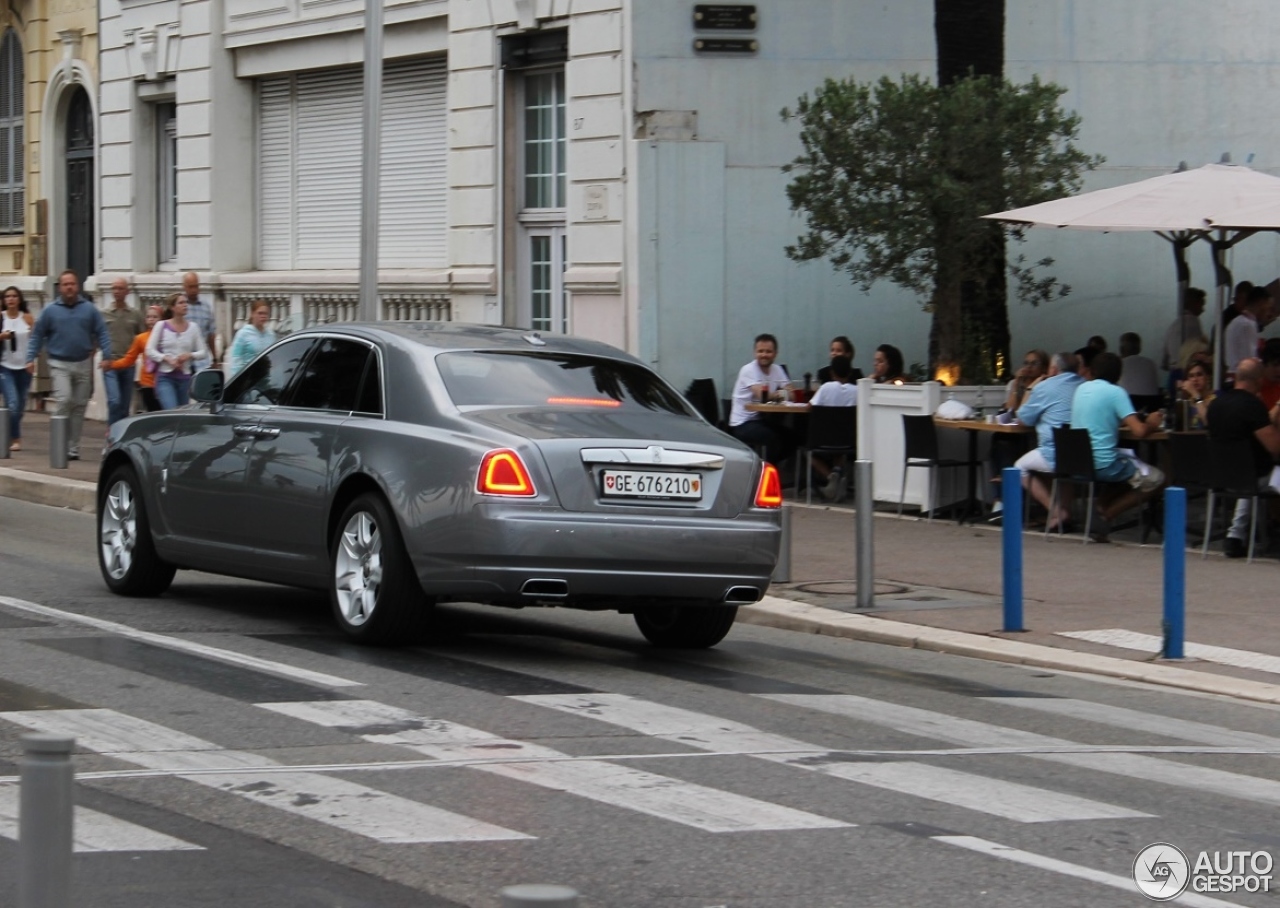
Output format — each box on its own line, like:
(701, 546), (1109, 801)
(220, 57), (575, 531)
(727, 333), (794, 466)
(1117, 331), (1161, 410)
(1070, 351), (1165, 541)
(1206, 358), (1280, 558)
(1013, 351), (1083, 531)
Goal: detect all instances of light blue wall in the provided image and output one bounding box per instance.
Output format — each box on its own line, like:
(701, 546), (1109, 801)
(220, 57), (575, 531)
(631, 0), (1280, 394)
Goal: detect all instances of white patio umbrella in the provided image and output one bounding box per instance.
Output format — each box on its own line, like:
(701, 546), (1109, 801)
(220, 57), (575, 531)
(985, 163), (1280, 386)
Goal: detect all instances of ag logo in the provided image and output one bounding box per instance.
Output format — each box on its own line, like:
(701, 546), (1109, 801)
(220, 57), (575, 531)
(1133, 843), (1190, 900)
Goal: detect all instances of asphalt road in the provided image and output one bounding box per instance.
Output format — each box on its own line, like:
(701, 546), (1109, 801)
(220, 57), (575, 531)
(1, 497), (1278, 907)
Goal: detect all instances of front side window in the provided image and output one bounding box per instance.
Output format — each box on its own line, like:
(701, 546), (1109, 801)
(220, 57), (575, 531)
(225, 337), (314, 406)
(287, 338), (373, 412)
(0, 28), (24, 235)
(437, 351), (693, 416)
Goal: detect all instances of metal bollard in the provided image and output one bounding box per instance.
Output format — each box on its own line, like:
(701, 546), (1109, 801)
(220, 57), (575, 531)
(48, 415), (68, 469)
(0, 405), (9, 458)
(1001, 467), (1024, 632)
(1162, 486), (1186, 659)
(19, 734), (75, 908)
(772, 504), (792, 583)
(855, 459), (874, 609)
(501, 884), (579, 907)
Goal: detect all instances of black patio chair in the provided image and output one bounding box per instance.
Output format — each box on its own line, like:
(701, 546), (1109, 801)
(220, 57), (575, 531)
(1202, 438), (1280, 563)
(802, 406), (858, 504)
(898, 414), (976, 522)
(1046, 427), (1098, 542)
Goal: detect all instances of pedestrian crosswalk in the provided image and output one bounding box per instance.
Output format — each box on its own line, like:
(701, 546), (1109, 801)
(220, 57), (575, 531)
(0, 629), (1277, 906)
(0, 783), (202, 852)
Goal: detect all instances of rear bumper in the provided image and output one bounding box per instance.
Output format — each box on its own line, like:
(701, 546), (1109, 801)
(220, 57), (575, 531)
(406, 507), (780, 606)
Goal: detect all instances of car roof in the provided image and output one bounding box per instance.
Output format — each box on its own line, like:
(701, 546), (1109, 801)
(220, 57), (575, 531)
(289, 322), (642, 362)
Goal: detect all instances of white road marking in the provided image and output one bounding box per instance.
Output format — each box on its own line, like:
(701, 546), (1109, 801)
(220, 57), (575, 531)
(934, 835), (1246, 908)
(764, 693), (1280, 807)
(518, 693), (1146, 823)
(261, 699), (848, 833)
(0, 709), (528, 844)
(1058, 628), (1280, 677)
(0, 783), (203, 852)
(987, 697), (1280, 752)
(0, 595), (361, 689)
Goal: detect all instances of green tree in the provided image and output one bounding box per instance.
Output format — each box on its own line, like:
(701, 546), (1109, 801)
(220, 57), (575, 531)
(781, 73), (1102, 382)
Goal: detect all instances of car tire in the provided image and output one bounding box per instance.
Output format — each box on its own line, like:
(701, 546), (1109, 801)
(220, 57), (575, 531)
(633, 602), (738, 649)
(330, 492), (432, 644)
(98, 464), (177, 597)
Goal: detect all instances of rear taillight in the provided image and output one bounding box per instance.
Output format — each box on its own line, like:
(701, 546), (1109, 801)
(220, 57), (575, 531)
(754, 463), (783, 508)
(477, 449), (537, 497)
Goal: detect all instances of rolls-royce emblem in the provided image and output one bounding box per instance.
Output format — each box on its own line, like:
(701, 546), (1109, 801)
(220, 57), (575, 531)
(648, 446), (664, 463)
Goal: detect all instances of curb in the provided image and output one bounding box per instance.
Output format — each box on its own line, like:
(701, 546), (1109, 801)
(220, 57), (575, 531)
(739, 595), (1280, 706)
(0, 466), (96, 513)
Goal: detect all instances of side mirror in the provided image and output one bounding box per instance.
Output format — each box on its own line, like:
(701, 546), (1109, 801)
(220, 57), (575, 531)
(191, 369), (224, 404)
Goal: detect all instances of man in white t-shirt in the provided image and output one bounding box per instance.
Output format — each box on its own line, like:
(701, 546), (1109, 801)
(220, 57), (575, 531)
(728, 333), (793, 465)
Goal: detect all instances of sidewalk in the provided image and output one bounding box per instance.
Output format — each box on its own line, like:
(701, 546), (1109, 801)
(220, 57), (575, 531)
(3, 412), (1279, 704)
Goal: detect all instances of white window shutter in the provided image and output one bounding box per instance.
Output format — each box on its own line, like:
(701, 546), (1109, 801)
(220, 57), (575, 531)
(379, 57), (447, 268)
(258, 78), (294, 269)
(257, 56), (447, 271)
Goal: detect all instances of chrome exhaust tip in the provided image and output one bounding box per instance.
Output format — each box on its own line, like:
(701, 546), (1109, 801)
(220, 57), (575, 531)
(723, 586), (762, 604)
(520, 578), (569, 598)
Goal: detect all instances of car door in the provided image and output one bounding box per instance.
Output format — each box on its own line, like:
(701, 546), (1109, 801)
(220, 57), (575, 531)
(241, 337), (376, 569)
(163, 337), (316, 559)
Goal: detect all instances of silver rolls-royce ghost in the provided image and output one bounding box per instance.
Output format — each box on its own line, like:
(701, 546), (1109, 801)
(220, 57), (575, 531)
(97, 323), (783, 648)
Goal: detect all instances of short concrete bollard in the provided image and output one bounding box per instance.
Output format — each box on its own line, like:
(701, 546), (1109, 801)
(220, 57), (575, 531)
(772, 504), (792, 583)
(48, 415), (68, 469)
(19, 734), (75, 908)
(501, 884), (579, 907)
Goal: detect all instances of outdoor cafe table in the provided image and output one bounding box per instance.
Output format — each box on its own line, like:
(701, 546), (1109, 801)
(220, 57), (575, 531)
(933, 416), (1178, 526)
(933, 418), (1033, 522)
(745, 402), (812, 414)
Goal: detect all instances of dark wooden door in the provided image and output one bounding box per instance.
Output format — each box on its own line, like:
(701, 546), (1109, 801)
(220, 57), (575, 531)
(65, 87), (93, 282)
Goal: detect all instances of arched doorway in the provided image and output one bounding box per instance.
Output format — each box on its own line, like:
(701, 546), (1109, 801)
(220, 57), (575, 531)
(65, 86), (93, 282)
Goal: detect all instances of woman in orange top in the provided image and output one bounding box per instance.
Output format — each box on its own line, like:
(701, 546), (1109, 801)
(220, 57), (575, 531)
(104, 304), (165, 413)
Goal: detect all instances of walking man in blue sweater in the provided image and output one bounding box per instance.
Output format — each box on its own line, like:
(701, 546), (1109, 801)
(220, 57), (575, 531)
(26, 270), (111, 460)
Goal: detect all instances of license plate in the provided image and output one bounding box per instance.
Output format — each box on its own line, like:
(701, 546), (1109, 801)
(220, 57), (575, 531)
(601, 469), (702, 500)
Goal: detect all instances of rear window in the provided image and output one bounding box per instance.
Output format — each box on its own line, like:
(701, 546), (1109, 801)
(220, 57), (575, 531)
(437, 351), (693, 416)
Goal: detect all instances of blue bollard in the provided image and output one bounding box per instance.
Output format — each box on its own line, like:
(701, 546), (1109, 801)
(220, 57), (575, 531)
(1162, 486), (1186, 659)
(1001, 467), (1024, 632)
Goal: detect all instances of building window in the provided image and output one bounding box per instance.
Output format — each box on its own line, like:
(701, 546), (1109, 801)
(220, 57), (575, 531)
(156, 102), (177, 264)
(523, 71), (565, 210)
(0, 28), (24, 235)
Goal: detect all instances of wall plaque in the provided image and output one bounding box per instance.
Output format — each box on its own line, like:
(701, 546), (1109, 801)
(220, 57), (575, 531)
(693, 38), (759, 54)
(693, 5), (758, 31)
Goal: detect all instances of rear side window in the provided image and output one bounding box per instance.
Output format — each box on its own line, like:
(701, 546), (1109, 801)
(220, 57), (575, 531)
(436, 351), (693, 416)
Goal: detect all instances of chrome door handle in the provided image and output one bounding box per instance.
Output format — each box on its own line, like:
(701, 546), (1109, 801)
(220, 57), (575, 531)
(256, 426), (280, 439)
(232, 424), (259, 438)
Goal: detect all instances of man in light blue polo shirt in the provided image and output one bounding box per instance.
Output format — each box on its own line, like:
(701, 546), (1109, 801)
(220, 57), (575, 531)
(1014, 351), (1083, 530)
(1070, 351), (1165, 541)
